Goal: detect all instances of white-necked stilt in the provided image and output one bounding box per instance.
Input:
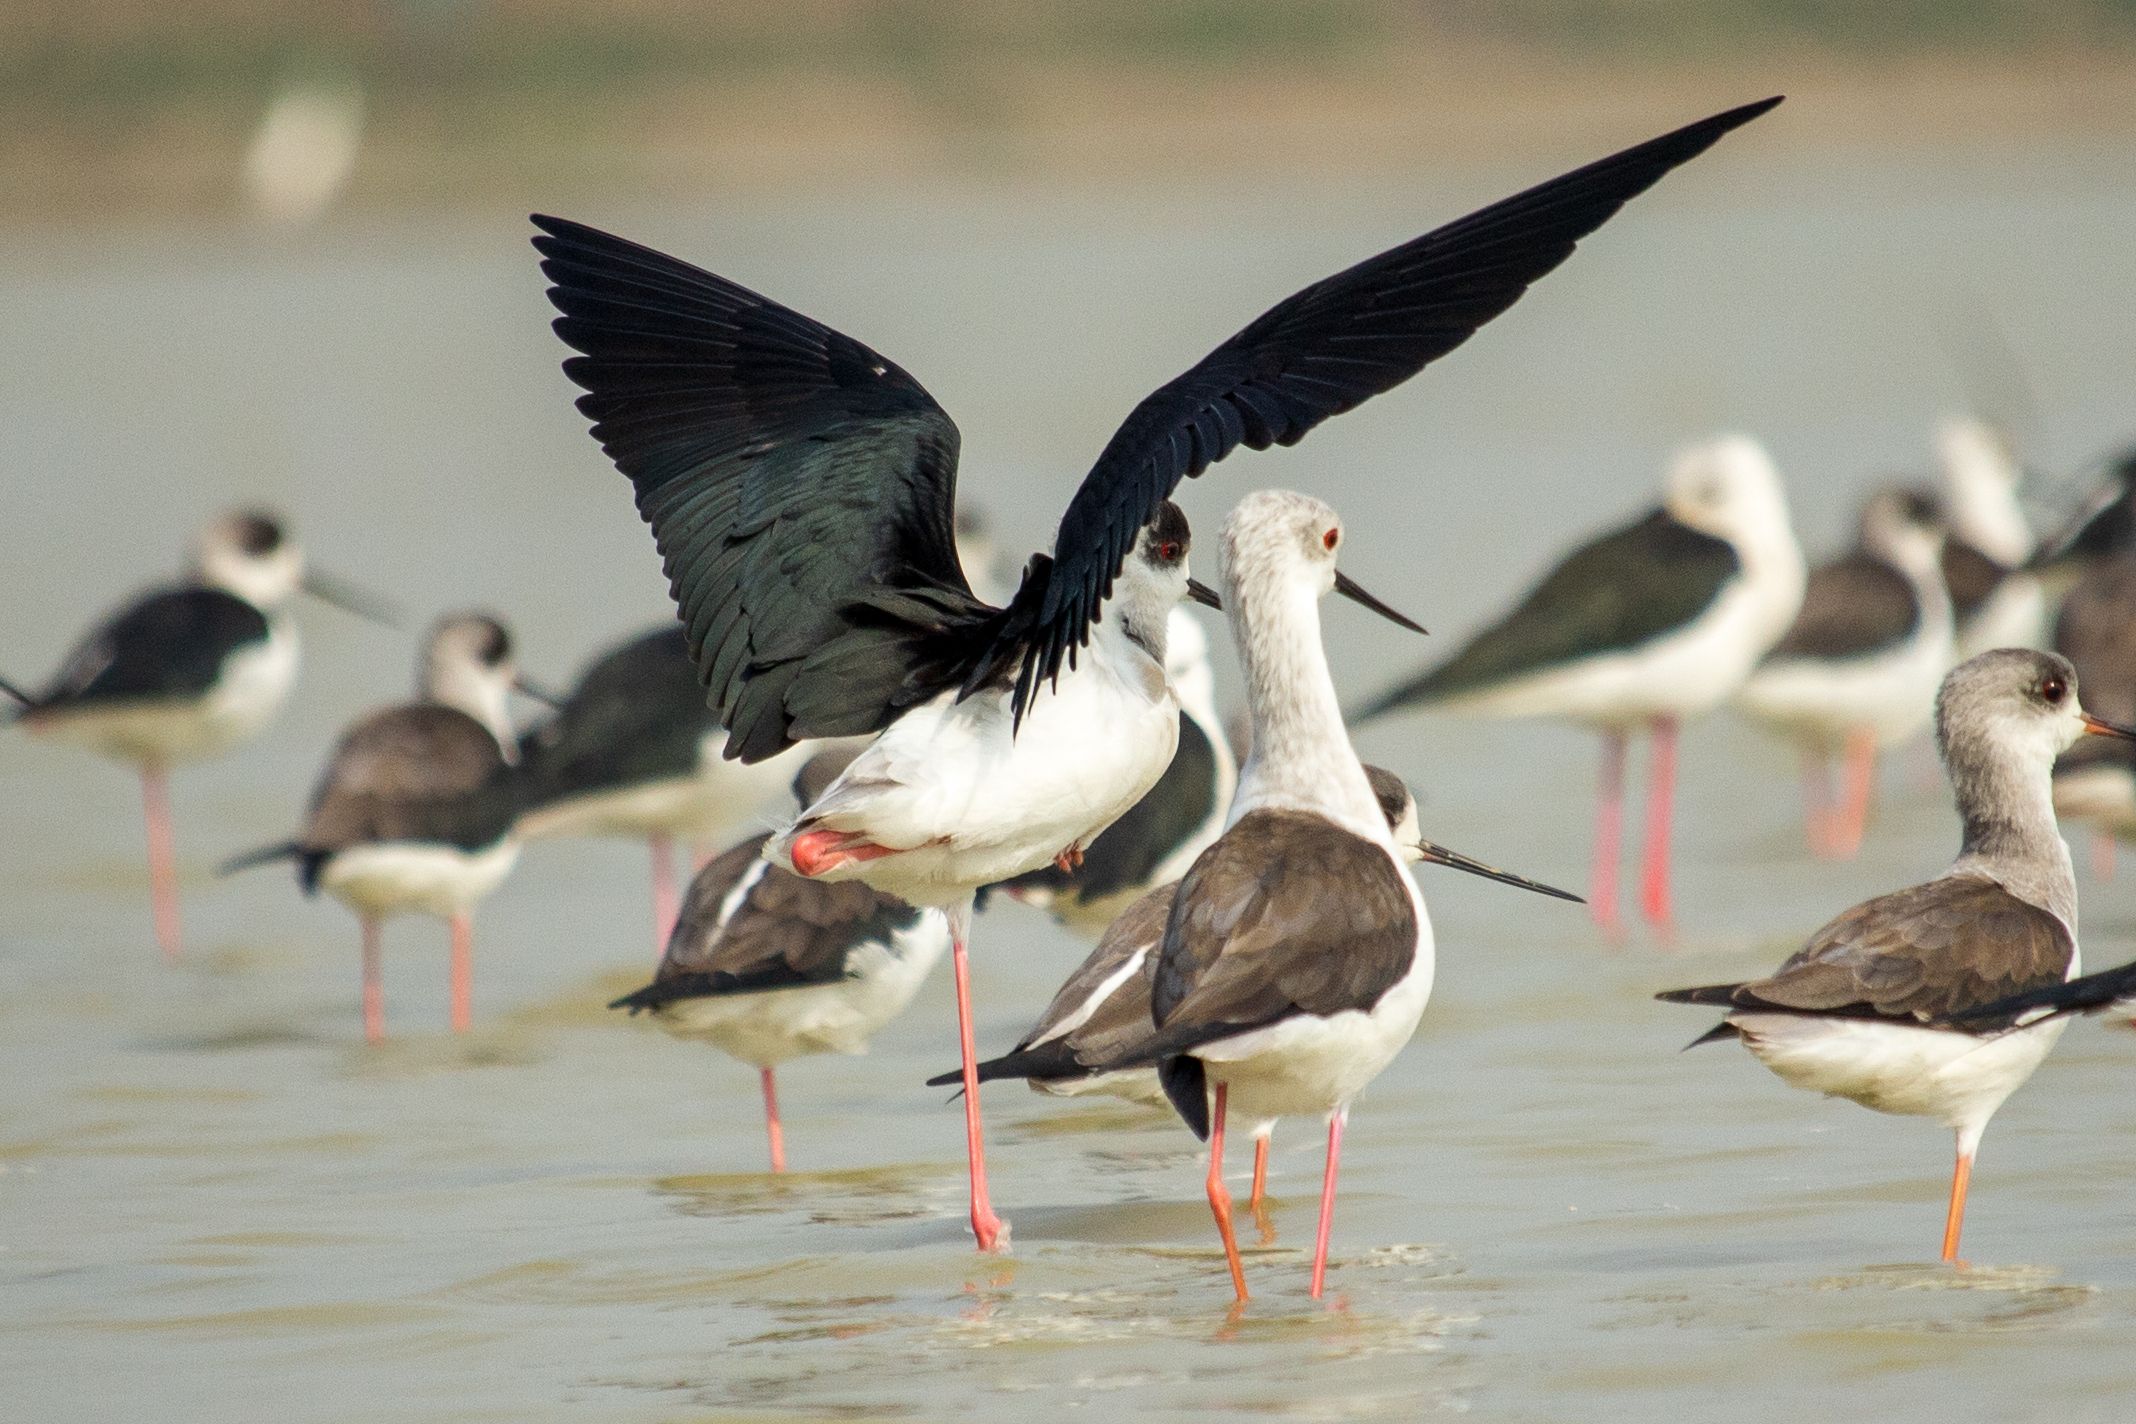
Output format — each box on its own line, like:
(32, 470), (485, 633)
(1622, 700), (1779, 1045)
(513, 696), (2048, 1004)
(224, 612), (534, 1042)
(514, 623), (809, 952)
(939, 762), (1578, 1235)
(1934, 416), (2043, 659)
(986, 609), (1236, 939)
(1356, 435), (1805, 937)
(1735, 489), (1954, 859)
(610, 749), (950, 1173)
(2047, 552), (2136, 879)
(534, 97), (1781, 1250)
(1067, 491), (1450, 1303)
(1660, 648), (2133, 1262)
(1, 508), (392, 962)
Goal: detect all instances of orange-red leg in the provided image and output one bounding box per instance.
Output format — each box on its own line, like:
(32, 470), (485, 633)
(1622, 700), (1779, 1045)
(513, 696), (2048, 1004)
(361, 916), (385, 1045)
(948, 904), (1006, 1252)
(1206, 1084), (1248, 1302)
(1829, 728), (1877, 860)
(1250, 1134), (1276, 1244)
(2093, 830), (2116, 883)
(1941, 1146), (1974, 1263)
(1590, 731), (1626, 940)
(140, 765), (182, 963)
(649, 831), (680, 959)
(1640, 716), (1678, 935)
(1310, 1109), (1348, 1300)
(760, 1066), (787, 1174)
(448, 913), (473, 1034)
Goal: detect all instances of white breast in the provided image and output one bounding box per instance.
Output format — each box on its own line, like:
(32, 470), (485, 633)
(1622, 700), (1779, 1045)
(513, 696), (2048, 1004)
(319, 839), (521, 921)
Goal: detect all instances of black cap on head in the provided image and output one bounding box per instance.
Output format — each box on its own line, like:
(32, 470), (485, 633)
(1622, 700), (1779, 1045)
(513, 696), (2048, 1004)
(1141, 500), (1192, 565)
(230, 510), (285, 555)
(1361, 763), (1410, 832)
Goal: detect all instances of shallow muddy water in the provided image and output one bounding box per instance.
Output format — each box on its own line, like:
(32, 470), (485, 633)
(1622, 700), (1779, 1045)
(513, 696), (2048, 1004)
(5, 137), (2136, 1421)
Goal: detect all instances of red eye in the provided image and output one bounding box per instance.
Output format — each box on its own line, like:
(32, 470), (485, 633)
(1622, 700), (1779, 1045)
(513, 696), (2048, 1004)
(2042, 676), (2067, 705)
(1157, 540), (1182, 561)
(1322, 527), (1340, 552)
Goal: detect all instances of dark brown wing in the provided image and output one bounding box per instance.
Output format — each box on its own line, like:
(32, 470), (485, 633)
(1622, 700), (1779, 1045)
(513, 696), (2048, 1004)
(300, 704), (518, 853)
(1661, 875), (2074, 1030)
(1140, 809), (1418, 1056)
(1942, 539), (2008, 623)
(1764, 551), (1919, 661)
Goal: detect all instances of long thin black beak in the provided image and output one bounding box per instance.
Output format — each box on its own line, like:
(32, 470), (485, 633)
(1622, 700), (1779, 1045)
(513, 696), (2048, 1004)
(302, 569), (402, 627)
(1186, 577), (1224, 610)
(2081, 711), (2136, 742)
(513, 673), (567, 710)
(1411, 839), (1584, 903)
(1334, 570), (1426, 635)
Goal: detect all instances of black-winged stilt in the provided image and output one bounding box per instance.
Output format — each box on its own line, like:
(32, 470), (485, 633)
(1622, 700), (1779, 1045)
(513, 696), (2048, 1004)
(2, 508), (392, 961)
(609, 750), (949, 1173)
(1660, 648), (2133, 1262)
(939, 762), (1576, 1237)
(224, 612), (533, 1041)
(1356, 435), (1804, 937)
(534, 97), (1782, 1250)
(1735, 489), (1953, 859)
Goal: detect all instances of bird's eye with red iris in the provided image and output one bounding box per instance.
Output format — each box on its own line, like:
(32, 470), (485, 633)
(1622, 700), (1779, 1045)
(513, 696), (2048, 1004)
(2042, 676), (2067, 705)
(1322, 527), (1340, 552)
(1156, 540), (1182, 562)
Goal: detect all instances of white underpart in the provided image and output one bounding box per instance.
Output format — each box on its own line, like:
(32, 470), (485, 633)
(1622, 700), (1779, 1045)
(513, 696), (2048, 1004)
(1430, 434), (1805, 727)
(1730, 1010), (2069, 1157)
(654, 914), (951, 1068)
(1736, 523), (1955, 750)
(765, 575), (1183, 908)
(320, 839), (521, 921)
(516, 737), (809, 843)
(32, 615), (299, 767)
(1203, 491), (1433, 1127)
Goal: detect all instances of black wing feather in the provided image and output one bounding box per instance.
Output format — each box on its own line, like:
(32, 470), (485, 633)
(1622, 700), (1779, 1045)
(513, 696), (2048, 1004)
(27, 586), (270, 709)
(535, 215), (997, 763)
(990, 96), (1784, 714)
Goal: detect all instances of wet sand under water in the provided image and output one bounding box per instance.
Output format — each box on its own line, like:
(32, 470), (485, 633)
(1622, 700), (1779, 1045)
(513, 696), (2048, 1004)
(5, 140), (2136, 1420)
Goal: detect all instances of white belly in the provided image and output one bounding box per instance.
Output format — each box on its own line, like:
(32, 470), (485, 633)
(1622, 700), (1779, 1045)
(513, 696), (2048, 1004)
(1730, 1011), (2067, 1143)
(653, 917), (950, 1067)
(768, 656), (1180, 907)
(320, 839), (520, 920)
(31, 619), (298, 767)
(1735, 617), (1954, 748)
(1197, 894), (1434, 1125)
(1435, 573), (1791, 728)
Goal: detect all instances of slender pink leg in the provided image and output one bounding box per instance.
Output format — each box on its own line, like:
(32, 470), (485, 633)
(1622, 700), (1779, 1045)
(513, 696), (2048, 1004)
(947, 902), (1006, 1252)
(2094, 830), (2117, 883)
(1250, 1131), (1276, 1245)
(1206, 1084), (1248, 1301)
(1830, 728), (1876, 860)
(1310, 1108), (1348, 1300)
(449, 913), (473, 1033)
(140, 765), (182, 963)
(1640, 716), (1678, 933)
(760, 1066), (787, 1174)
(649, 832), (679, 959)
(1941, 1142), (1973, 1264)
(1801, 749), (1834, 857)
(361, 916), (385, 1044)
(1590, 731), (1627, 939)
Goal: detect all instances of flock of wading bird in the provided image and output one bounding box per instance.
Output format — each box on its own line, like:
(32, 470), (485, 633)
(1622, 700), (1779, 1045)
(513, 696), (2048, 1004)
(12, 94), (2136, 1306)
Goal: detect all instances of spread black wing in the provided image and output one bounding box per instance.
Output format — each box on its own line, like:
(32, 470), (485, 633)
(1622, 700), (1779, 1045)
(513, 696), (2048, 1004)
(25, 586), (270, 709)
(987, 96), (1784, 715)
(535, 215), (1000, 763)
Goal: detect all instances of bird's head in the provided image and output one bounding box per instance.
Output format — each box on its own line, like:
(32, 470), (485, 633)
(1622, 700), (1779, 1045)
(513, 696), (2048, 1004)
(1217, 490), (1424, 633)
(1664, 434), (1792, 551)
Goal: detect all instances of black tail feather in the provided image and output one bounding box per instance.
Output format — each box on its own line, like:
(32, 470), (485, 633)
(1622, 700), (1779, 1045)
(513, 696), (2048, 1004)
(218, 841), (327, 895)
(1653, 982), (1746, 1006)
(922, 1038), (1083, 1089)
(1681, 1021), (1741, 1050)
(0, 674), (28, 706)
(1158, 1056), (1209, 1141)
